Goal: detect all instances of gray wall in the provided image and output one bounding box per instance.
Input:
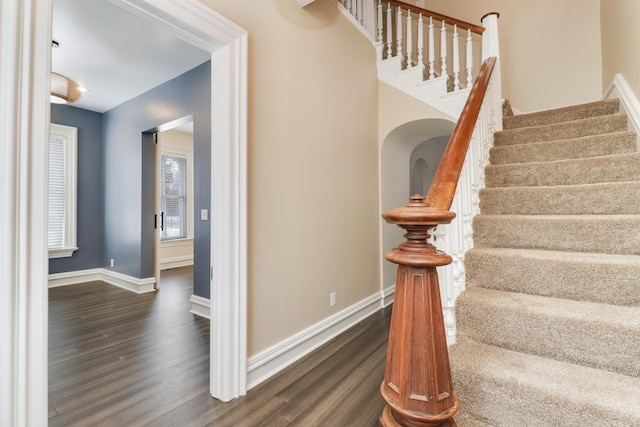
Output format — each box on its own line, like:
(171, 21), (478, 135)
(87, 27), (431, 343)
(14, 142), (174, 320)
(48, 62), (211, 298)
(49, 105), (104, 274)
(103, 61), (211, 298)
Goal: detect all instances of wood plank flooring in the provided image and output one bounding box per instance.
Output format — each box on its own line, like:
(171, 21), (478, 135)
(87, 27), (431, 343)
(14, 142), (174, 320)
(49, 267), (391, 426)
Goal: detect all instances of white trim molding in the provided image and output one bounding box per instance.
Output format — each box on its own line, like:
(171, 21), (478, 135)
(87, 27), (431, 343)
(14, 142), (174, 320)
(382, 284), (396, 307)
(160, 255), (194, 270)
(604, 73), (640, 148)
(48, 268), (156, 294)
(1, 0), (51, 424)
(189, 295), (211, 319)
(108, 0), (249, 402)
(247, 291), (384, 390)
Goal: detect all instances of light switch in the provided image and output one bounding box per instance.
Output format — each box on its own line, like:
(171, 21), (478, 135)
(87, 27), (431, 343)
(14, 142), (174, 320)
(201, 209), (208, 221)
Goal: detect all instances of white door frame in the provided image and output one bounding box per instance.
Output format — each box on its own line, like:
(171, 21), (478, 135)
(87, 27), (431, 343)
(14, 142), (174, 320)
(103, 0), (249, 402)
(1, 0), (248, 423)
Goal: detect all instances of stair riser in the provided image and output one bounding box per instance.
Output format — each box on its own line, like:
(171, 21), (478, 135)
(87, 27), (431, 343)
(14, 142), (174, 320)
(480, 182), (640, 215)
(489, 131), (636, 165)
(503, 99), (620, 130)
(473, 215), (640, 255)
(465, 249), (640, 306)
(495, 114), (627, 147)
(456, 289), (640, 377)
(485, 154), (640, 188)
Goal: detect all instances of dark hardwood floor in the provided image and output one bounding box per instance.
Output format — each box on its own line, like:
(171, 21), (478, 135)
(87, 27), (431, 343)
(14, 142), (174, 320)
(48, 267), (390, 426)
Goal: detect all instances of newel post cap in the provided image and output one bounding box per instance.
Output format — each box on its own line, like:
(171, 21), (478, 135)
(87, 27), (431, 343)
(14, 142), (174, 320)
(382, 194), (456, 226)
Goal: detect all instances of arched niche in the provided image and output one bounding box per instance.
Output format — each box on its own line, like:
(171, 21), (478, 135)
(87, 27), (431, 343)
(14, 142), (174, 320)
(380, 118), (455, 288)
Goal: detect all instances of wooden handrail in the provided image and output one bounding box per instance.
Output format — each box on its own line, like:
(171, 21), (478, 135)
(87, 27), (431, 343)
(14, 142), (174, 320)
(385, 0), (485, 35)
(425, 56), (497, 211)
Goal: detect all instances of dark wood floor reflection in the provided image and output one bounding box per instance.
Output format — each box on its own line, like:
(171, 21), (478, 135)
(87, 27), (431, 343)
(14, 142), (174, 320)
(49, 267), (390, 426)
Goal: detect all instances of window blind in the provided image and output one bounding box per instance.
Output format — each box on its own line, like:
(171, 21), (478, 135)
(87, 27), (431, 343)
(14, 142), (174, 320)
(161, 154), (188, 240)
(48, 136), (66, 248)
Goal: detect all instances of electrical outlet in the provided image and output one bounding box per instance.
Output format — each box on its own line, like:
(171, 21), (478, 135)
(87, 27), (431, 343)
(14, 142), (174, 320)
(110, 258), (114, 267)
(416, 0), (425, 7)
(330, 292), (337, 307)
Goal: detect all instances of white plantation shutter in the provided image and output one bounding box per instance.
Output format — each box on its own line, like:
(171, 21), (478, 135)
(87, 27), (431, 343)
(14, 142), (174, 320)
(161, 154), (188, 240)
(48, 123), (78, 258)
(48, 136), (66, 248)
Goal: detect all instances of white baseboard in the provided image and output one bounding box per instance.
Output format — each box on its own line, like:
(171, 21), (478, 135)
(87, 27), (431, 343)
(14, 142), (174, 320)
(604, 73), (640, 148)
(247, 291), (385, 389)
(382, 284), (396, 307)
(48, 268), (156, 294)
(160, 255), (194, 270)
(189, 294), (210, 319)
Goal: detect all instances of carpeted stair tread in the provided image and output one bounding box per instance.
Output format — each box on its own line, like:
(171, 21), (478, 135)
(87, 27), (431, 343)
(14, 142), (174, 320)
(456, 287), (640, 377)
(485, 153), (640, 187)
(473, 214), (640, 255)
(494, 113), (627, 147)
(502, 98), (620, 130)
(479, 181), (640, 215)
(489, 131), (636, 165)
(449, 340), (640, 427)
(465, 248), (640, 306)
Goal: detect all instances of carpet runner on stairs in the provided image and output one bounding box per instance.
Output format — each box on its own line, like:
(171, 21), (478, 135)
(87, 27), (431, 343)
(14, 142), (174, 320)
(449, 98), (640, 426)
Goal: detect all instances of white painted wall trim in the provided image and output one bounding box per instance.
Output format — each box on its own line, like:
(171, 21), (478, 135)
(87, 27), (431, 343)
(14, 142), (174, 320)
(247, 291), (384, 390)
(109, 0), (249, 402)
(189, 295), (211, 319)
(1, 0), (51, 424)
(295, 0), (317, 7)
(382, 284), (396, 307)
(160, 255), (194, 270)
(604, 73), (640, 148)
(48, 268), (156, 294)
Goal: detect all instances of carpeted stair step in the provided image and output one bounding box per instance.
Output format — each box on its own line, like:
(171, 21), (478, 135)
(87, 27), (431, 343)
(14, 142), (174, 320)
(489, 131), (636, 165)
(485, 153), (640, 187)
(449, 340), (640, 427)
(465, 248), (640, 306)
(494, 113), (627, 147)
(473, 214), (640, 255)
(479, 181), (640, 215)
(455, 287), (640, 377)
(502, 98), (620, 130)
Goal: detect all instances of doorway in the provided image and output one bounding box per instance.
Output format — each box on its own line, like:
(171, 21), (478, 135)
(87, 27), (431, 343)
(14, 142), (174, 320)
(1, 0), (248, 422)
(153, 120), (195, 290)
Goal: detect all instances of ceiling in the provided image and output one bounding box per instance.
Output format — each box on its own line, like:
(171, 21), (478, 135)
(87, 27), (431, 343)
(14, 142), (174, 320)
(52, 0), (211, 114)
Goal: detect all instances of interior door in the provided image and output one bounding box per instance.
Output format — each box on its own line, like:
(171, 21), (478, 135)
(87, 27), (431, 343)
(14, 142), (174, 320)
(153, 132), (162, 289)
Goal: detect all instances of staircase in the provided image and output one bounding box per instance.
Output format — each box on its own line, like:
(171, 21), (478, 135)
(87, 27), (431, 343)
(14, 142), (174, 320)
(449, 98), (640, 426)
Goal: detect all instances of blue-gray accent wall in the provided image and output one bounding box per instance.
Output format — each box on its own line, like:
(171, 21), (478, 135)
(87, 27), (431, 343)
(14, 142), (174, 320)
(49, 105), (104, 274)
(103, 61), (211, 298)
(49, 61), (211, 299)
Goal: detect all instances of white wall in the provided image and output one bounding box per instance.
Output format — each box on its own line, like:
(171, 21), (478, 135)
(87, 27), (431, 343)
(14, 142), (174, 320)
(601, 0), (640, 99)
(406, 0), (603, 112)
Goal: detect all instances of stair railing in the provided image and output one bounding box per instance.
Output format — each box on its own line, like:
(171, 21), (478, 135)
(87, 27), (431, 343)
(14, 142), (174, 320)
(379, 56), (499, 426)
(339, 0), (489, 92)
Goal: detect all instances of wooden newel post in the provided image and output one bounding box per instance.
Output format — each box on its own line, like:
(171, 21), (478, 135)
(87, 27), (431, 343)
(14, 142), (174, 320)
(379, 194), (459, 427)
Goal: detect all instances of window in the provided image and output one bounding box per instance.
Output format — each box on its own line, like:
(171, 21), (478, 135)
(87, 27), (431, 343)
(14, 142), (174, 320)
(161, 154), (189, 240)
(48, 124), (78, 258)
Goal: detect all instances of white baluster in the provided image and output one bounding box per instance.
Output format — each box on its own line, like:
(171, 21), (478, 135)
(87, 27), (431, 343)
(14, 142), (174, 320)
(466, 29), (473, 87)
(453, 24), (460, 91)
(417, 14), (425, 70)
(440, 20), (448, 79)
(357, 0), (363, 23)
(385, 2), (392, 59)
(377, 0), (383, 44)
(396, 6), (404, 62)
(406, 10), (413, 68)
(428, 16), (435, 79)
